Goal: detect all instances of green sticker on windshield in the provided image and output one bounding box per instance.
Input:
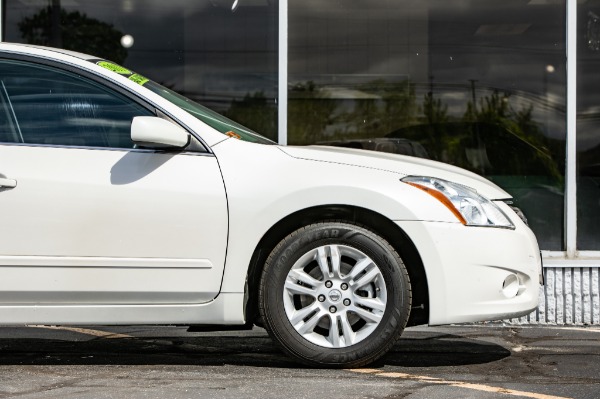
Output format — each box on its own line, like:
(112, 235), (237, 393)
(129, 74), (149, 86)
(96, 61), (132, 75)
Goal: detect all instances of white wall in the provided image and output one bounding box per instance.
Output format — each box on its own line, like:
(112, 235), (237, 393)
(509, 267), (600, 325)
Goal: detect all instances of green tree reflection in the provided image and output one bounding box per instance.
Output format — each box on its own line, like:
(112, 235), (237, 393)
(283, 79), (562, 181)
(422, 91), (449, 125)
(461, 90), (562, 181)
(19, 5), (127, 64)
(224, 91), (277, 141)
(288, 81), (338, 145)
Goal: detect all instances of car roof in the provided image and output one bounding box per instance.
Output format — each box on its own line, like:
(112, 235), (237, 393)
(0, 42), (96, 61)
(0, 42), (230, 147)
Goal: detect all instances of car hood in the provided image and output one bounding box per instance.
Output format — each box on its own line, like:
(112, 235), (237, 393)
(278, 145), (511, 200)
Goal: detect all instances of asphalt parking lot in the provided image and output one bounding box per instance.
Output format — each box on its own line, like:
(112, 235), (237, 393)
(0, 324), (598, 399)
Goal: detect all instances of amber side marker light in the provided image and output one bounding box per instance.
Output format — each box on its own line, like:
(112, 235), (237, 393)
(405, 182), (468, 225)
(226, 131), (242, 139)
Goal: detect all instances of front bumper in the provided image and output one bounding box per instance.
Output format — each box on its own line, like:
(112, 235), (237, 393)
(396, 212), (542, 325)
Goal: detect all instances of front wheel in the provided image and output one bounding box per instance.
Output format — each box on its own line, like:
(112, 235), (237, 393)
(258, 222), (411, 367)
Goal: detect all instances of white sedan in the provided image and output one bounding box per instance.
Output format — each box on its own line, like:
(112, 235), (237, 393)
(0, 43), (541, 367)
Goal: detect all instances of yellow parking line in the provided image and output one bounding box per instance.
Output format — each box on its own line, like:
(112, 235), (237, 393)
(347, 369), (571, 399)
(27, 325), (133, 339)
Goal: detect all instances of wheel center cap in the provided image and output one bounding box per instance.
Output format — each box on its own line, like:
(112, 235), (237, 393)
(328, 289), (342, 303)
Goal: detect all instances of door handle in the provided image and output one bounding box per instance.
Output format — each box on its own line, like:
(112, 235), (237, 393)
(0, 177), (17, 188)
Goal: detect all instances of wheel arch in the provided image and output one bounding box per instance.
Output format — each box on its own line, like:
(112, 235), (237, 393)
(244, 205), (430, 328)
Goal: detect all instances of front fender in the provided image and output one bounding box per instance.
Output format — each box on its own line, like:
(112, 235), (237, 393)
(212, 139), (460, 294)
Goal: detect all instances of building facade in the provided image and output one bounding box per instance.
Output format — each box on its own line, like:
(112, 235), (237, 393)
(1, 0), (598, 324)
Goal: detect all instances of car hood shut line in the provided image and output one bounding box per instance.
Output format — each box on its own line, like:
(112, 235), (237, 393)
(277, 145), (512, 200)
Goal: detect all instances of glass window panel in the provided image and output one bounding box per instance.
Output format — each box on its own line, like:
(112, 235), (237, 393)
(577, 4), (600, 250)
(289, 0), (567, 250)
(4, 0), (278, 141)
(0, 59), (152, 148)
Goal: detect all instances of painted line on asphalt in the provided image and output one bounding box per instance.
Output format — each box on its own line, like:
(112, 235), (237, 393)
(347, 368), (571, 399)
(440, 325), (600, 333)
(542, 326), (600, 333)
(27, 325), (133, 339)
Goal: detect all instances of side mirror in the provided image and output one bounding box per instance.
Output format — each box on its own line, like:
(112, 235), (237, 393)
(131, 116), (191, 149)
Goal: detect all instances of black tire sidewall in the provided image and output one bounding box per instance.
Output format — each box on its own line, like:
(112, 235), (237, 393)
(259, 222), (411, 367)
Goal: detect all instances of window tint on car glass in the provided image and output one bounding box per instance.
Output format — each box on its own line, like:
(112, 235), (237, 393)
(0, 81), (22, 143)
(0, 59), (153, 149)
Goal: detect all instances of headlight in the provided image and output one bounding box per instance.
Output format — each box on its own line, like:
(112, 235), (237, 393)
(402, 176), (515, 229)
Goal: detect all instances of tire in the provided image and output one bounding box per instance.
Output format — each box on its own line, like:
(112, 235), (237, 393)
(258, 221), (411, 368)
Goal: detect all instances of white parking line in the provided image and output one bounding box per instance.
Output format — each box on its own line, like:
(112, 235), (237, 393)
(541, 326), (600, 333)
(347, 369), (571, 399)
(27, 325), (133, 339)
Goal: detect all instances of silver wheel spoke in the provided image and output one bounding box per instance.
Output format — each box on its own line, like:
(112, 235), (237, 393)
(348, 257), (372, 280)
(340, 314), (356, 346)
(329, 245), (342, 278)
(316, 247), (332, 278)
(290, 303), (320, 326)
(284, 279), (316, 297)
(354, 296), (386, 312)
(328, 314), (341, 347)
(288, 268), (320, 288)
(351, 305), (383, 324)
(297, 309), (326, 335)
(352, 266), (380, 289)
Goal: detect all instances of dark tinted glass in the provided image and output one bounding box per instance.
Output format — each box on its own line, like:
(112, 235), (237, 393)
(577, 5), (600, 250)
(0, 59), (152, 148)
(289, 0), (567, 250)
(4, 0), (278, 141)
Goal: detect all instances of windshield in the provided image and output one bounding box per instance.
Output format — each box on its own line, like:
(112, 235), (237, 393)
(92, 60), (275, 144)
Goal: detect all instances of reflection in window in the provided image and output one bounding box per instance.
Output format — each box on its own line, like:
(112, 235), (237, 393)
(4, 0), (278, 141)
(578, 6), (600, 250)
(289, 1), (566, 250)
(0, 60), (152, 148)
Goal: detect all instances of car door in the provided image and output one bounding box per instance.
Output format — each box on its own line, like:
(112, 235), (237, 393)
(0, 57), (228, 306)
